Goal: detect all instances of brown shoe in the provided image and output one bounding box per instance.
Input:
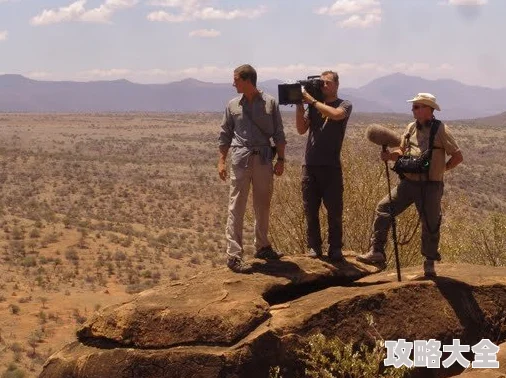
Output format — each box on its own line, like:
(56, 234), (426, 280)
(423, 260), (437, 278)
(255, 246), (283, 260)
(357, 250), (386, 265)
(227, 257), (253, 274)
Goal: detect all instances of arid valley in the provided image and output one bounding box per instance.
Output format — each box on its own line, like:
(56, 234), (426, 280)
(0, 112), (505, 377)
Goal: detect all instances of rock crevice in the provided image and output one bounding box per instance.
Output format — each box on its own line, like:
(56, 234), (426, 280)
(41, 257), (506, 378)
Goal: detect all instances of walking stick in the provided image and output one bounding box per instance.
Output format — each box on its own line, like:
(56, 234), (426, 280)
(383, 145), (402, 282)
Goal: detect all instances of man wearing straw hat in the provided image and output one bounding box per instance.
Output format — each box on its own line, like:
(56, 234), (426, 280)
(357, 93), (463, 277)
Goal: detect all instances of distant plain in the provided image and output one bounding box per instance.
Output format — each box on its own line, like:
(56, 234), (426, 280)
(0, 112), (504, 377)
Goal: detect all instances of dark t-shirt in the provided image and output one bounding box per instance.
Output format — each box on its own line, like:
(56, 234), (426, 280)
(304, 98), (352, 167)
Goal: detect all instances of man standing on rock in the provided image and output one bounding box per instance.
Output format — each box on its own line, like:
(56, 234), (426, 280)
(218, 64), (287, 273)
(357, 93), (463, 277)
(295, 70), (352, 263)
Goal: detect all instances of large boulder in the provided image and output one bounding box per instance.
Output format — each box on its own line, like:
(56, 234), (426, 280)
(41, 255), (506, 378)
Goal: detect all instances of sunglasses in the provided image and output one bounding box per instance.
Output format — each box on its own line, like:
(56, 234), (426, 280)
(412, 104), (428, 110)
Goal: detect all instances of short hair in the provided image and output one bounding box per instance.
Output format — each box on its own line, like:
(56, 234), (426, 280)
(234, 64), (257, 86)
(321, 70), (339, 84)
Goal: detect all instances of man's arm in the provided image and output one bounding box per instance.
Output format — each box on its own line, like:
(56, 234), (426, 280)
(272, 99), (287, 176)
(218, 107), (233, 181)
(218, 145), (229, 181)
(273, 142), (286, 176)
(302, 91), (349, 121)
(439, 124), (463, 172)
(295, 104), (310, 134)
(445, 150), (463, 171)
(312, 101), (348, 121)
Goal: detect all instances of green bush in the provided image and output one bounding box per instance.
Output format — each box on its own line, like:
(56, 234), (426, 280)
(300, 333), (410, 378)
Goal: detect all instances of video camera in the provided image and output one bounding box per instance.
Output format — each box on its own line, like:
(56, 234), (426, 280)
(278, 76), (324, 105)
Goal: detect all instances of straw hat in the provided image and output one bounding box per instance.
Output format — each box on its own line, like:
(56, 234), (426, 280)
(406, 93), (441, 111)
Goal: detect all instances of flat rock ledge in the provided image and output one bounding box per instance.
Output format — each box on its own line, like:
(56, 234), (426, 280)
(41, 254), (506, 378)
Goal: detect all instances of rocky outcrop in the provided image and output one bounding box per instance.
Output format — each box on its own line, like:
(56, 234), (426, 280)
(454, 341), (506, 377)
(41, 254), (506, 378)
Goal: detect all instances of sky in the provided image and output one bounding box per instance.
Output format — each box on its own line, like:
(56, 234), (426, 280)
(0, 0), (505, 88)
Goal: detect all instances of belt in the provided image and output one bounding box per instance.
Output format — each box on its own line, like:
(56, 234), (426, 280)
(251, 150), (260, 155)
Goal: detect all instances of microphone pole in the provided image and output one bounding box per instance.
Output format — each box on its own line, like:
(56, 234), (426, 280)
(382, 145), (402, 282)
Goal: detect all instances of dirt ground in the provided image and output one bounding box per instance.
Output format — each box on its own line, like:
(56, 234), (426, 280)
(0, 112), (504, 377)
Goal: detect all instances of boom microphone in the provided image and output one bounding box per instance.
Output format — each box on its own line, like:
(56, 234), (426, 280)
(365, 125), (402, 148)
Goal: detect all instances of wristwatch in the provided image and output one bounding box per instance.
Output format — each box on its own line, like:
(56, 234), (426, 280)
(277, 157), (285, 162)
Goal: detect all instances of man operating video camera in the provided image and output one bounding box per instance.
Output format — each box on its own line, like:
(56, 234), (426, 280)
(295, 71), (352, 262)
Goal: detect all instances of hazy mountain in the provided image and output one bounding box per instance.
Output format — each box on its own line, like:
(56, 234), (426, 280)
(0, 75), (237, 112)
(0, 73), (505, 119)
(453, 111), (506, 127)
(344, 73), (506, 119)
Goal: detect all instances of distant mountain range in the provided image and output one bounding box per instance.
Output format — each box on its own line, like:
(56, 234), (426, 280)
(1, 73), (505, 120)
(454, 111), (506, 127)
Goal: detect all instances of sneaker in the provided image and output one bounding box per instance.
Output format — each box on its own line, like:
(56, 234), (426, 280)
(306, 247), (322, 258)
(356, 250), (386, 265)
(328, 247), (344, 263)
(423, 260), (437, 278)
(254, 245), (283, 260)
(227, 257), (253, 274)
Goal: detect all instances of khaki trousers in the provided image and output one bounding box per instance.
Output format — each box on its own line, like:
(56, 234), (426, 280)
(370, 179), (444, 261)
(225, 155), (273, 259)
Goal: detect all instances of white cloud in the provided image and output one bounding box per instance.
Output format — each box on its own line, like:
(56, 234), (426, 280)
(148, 0), (204, 8)
(31, 0), (86, 26)
(189, 28), (220, 38)
(31, 0), (137, 26)
(316, 0), (380, 15)
(147, 1), (267, 22)
(448, 0), (487, 5)
(316, 0), (381, 28)
(81, 0), (138, 23)
(339, 13), (380, 28)
(26, 71), (53, 79)
(78, 68), (132, 79)
(0, 30), (7, 41)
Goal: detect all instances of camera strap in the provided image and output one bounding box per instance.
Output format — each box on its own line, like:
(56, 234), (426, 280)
(426, 119), (440, 163)
(421, 119), (442, 235)
(242, 107), (273, 143)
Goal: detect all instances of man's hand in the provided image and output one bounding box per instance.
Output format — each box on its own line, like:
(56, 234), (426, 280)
(301, 89), (316, 105)
(273, 160), (284, 176)
(218, 159), (227, 181)
(380, 148), (402, 162)
(380, 151), (391, 162)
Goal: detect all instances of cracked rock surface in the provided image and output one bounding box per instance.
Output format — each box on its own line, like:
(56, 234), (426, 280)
(41, 254), (506, 378)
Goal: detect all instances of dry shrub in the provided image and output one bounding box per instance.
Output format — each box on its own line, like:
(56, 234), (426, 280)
(442, 208), (506, 266)
(269, 141), (423, 268)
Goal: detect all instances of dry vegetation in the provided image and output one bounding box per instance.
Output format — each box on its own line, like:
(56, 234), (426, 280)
(0, 112), (504, 377)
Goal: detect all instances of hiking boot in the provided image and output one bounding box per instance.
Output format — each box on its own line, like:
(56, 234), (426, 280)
(423, 260), (437, 278)
(227, 257), (253, 274)
(254, 246), (284, 260)
(356, 250), (386, 265)
(306, 247), (323, 258)
(328, 247), (344, 263)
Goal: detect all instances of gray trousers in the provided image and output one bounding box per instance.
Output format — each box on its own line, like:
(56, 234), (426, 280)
(370, 179), (444, 261)
(225, 155), (273, 259)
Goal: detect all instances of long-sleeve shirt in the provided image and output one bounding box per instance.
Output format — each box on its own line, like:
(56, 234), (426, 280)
(219, 91), (286, 167)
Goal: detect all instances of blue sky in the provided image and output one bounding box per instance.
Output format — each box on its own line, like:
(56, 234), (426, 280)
(0, 0), (504, 88)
